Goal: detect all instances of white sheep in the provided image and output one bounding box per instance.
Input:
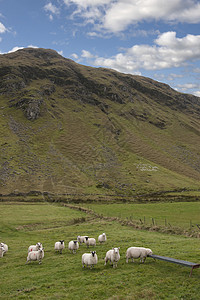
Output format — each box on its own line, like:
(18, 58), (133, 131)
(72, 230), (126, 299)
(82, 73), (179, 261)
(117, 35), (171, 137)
(85, 237), (96, 248)
(126, 247), (153, 263)
(55, 240), (65, 254)
(28, 242), (42, 253)
(0, 242), (8, 254)
(82, 251), (98, 268)
(77, 236), (88, 244)
(105, 247), (120, 268)
(26, 248), (44, 264)
(0, 246), (4, 258)
(98, 233), (107, 243)
(68, 240), (79, 254)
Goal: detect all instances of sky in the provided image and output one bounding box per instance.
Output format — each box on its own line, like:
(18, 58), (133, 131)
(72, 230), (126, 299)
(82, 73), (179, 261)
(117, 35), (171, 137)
(1, 0), (200, 96)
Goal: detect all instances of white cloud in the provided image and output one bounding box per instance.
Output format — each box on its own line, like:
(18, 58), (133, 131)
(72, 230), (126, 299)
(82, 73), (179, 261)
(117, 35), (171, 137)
(0, 22), (7, 33)
(44, 2), (60, 19)
(193, 67), (200, 73)
(177, 83), (199, 89)
(88, 32), (200, 74)
(44, 2), (60, 14)
(7, 45), (38, 53)
(63, 0), (111, 8)
(167, 73), (184, 81)
(102, 0), (200, 32)
(49, 14), (54, 21)
(193, 91), (200, 97)
(154, 72), (184, 82)
(71, 53), (79, 59)
(176, 83), (200, 95)
(8, 46), (24, 53)
(81, 49), (95, 59)
(64, 0), (200, 33)
(58, 50), (63, 56)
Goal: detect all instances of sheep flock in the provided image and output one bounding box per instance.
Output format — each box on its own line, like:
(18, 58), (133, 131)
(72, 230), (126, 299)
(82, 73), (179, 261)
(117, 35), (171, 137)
(0, 233), (153, 269)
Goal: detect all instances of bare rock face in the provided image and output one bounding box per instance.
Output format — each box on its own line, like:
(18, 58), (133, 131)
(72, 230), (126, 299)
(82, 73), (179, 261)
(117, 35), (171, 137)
(26, 99), (43, 120)
(9, 96), (44, 120)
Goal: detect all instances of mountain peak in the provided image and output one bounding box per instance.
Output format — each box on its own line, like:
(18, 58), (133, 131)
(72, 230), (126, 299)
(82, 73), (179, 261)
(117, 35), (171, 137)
(4, 47), (63, 60)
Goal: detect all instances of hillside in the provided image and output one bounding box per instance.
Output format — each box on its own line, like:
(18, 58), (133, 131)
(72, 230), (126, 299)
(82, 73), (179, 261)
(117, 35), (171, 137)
(0, 47), (200, 198)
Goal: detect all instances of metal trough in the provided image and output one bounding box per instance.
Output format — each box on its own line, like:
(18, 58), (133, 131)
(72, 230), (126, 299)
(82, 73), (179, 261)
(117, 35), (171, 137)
(148, 254), (200, 277)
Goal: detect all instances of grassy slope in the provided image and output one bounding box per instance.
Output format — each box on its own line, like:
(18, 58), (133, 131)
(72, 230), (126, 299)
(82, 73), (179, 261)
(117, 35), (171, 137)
(0, 48), (200, 197)
(1, 202), (200, 300)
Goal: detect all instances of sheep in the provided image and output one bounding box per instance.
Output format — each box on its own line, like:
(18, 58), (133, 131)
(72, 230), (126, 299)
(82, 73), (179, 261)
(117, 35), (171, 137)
(77, 236), (88, 244)
(85, 237), (96, 248)
(0, 243), (8, 254)
(105, 247), (120, 268)
(68, 240), (79, 254)
(126, 247), (153, 263)
(82, 251), (98, 268)
(28, 242), (42, 253)
(55, 240), (65, 254)
(0, 246), (4, 258)
(26, 248), (44, 264)
(98, 233), (107, 243)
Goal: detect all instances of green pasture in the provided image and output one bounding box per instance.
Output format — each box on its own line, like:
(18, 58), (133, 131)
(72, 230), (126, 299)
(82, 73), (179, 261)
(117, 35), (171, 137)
(0, 202), (200, 299)
(83, 202), (200, 229)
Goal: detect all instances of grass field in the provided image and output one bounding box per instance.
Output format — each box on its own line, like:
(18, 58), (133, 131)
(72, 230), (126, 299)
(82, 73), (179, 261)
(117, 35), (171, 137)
(0, 202), (200, 299)
(82, 202), (200, 229)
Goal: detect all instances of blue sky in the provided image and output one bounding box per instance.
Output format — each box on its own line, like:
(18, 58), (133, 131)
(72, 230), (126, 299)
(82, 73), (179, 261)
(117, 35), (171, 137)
(1, 0), (200, 96)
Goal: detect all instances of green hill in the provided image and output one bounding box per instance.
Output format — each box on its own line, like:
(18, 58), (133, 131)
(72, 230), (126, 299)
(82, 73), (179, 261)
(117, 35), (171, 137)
(0, 47), (200, 198)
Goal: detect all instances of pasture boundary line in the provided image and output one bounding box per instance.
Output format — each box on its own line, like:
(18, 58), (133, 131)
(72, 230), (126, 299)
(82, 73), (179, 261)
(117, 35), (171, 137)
(61, 203), (200, 239)
(1, 200), (200, 238)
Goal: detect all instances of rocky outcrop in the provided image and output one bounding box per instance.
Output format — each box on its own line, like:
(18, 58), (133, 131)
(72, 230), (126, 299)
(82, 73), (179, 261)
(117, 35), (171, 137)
(25, 98), (44, 120)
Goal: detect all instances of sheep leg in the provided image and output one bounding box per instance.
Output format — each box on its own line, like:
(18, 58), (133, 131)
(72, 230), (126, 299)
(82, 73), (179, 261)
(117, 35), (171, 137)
(104, 257), (108, 266)
(140, 257), (145, 263)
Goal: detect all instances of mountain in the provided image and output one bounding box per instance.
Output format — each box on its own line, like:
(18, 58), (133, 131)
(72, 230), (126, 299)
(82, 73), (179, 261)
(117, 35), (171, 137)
(0, 47), (200, 199)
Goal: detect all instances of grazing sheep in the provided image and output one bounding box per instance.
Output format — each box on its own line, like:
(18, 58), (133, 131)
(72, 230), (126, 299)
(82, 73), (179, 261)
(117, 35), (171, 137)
(0, 246), (4, 258)
(68, 240), (79, 254)
(28, 242), (42, 253)
(105, 248), (120, 268)
(82, 251), (98, 268)
(26, 248), (44, 264)
(77, 236), (88, 244)
(55, 240), (65, 254)
(85, 237), (96, 248)
(0, 243), (8, 254)
(126, 247), (153, 263)
(98, 233), (107, 243)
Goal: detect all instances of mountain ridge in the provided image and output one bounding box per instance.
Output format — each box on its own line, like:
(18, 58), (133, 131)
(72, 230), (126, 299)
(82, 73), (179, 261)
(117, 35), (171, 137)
(0, 48), (200, 197)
